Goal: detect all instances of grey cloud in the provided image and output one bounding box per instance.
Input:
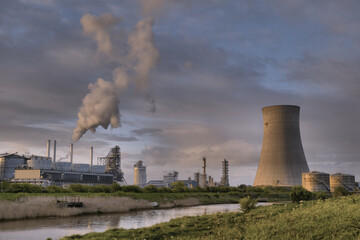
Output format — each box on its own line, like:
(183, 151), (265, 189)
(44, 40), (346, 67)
(132, 128), (162, 136)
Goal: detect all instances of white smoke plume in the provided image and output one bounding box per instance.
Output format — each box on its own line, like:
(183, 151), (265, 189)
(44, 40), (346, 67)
(72, 14), (159, 142)
(80, 13), (121, 56)
(128, 18), (159, 91)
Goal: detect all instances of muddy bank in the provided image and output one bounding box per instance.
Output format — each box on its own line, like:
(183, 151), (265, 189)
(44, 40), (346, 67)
(0, 196), (200, 221)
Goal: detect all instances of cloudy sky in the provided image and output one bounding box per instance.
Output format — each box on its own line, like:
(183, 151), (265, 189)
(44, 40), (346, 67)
(1, 0), (359, 185)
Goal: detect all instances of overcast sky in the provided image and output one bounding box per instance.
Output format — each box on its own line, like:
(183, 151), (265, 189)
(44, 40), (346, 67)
(1, 0), (359, 185)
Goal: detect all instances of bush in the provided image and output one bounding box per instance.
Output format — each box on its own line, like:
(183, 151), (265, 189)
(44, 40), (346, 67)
(171, 181), (188, 192)
(110, 182), (122, 192)
(333, 186), (349, 197)
(314, 191), (328, 201)
(239, 196), (257, 213)
(7, 183), (45, 193)
(46, 185), (68, 193)
(122, 185), (143, 193)
(290, 186), (312, 203)
(68, 184), (90, 193)
(143, 185), (158, 193)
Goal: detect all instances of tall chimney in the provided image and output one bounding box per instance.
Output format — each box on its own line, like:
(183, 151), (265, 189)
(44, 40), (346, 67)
(69, 143), (73, 164)
(90, 146), (93, 171)
(53, 140), (56, 163)
(202, 157), (206, 175)
(46, 140), (51, 158)
(254, 105), (309, 186)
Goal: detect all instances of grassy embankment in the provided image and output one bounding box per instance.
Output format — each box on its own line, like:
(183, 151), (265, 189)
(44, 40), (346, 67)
(0, 183), (291, 220)
(63, 194), (360, 240)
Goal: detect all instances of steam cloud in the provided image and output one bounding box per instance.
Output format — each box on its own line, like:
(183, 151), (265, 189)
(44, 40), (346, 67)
(72, 14), (159, 142)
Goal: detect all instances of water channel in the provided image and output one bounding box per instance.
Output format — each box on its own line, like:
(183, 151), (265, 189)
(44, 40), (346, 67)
(0, 203), (273, 240)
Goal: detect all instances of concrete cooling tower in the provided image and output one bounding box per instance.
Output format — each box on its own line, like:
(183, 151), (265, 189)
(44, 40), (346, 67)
(254, 105), (309, 186)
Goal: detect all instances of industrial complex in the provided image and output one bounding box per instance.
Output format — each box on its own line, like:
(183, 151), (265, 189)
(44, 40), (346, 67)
(1, 105), (357, 193)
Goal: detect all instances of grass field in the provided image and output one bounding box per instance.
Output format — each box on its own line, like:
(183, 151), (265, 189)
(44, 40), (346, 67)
(62, 194), (360, 240)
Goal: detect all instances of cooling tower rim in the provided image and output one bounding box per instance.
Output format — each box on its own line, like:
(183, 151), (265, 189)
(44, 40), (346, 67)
(262, 105), (300, 111)
(302, 171), (329, 175)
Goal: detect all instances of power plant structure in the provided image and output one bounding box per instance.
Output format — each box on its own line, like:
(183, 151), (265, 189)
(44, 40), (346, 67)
(98, 145), (125, 183)
(1, 140), (123, 187)
(302, 171), (330, 192)
(254, 105), (310, 186)
(199, 157), (207, 187)
(134, 160), (147, 188)
(329, 173), (356, 192)
(220, 159), (229, 186)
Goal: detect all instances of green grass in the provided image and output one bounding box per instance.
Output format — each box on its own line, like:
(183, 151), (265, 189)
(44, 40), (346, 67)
(0, 191), (247, 204)
(62, 195), (360, 240)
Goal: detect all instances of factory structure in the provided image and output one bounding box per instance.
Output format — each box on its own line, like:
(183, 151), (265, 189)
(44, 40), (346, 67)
(0, 140), (126, 187)
(134, 160), (147, 188)
(253, 105), (357, 193)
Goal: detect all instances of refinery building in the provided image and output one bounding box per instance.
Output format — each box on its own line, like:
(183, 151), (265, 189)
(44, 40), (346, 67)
(0, 140), (125, 187)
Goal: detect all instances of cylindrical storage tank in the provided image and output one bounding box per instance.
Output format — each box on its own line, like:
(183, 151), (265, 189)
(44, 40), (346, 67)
(302, 171), (330, 192)
(254, 105), (310, 186)
(27, 157), (52, 169)
(134, 161), (147, 188)
(91, 165), (106, 173)
(330, 173), (356, 192)
(54, 162), (72, 171)
(72, 163), (90, 172)
(0, 155), (25, 180)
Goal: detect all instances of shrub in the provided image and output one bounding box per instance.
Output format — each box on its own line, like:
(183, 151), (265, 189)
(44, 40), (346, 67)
(68, 184), (90, 193)
(171, 181), (188, 192)
(239, 196), (258, 213)
(333, 186), (349, 197)
(122, 185), (143, 193)
(314, 191), (328, 201)
(290, 186), (312, 203)
(143, 185), (158, 193)
(7, 183), (45, 193)
(110, 182), (122, 192)
(46, 185), (68, 193)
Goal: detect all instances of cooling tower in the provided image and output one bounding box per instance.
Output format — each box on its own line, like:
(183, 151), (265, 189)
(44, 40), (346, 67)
(254, 105), (309, 186)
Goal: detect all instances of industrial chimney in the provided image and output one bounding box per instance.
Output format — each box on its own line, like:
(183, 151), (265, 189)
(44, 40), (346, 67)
(53, 140), (57, 163)
(46, 140), (51, 158)
(69, 143), (73, 164)
(90, 146), (93, 171)
(253, 105), (309, 186)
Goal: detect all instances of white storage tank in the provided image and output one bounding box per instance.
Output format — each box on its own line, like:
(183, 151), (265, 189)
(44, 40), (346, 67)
(302, 171), (330, 192)
(0, 154), (25, 180)
(330, 173), (356, 192)
(72, 163), (90, 172)
(27, 156), (52, 170)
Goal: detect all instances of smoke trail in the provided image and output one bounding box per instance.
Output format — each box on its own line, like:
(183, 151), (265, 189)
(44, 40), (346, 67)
(57, 153), (70, 162)
(72, 78), (120, 141)
(80, 13), (121, 56)
(72, 14), (159, 142)
(128, 18), (159, 91)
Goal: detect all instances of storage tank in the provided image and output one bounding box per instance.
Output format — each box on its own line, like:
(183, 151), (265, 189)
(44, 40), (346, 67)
(54, 162), (72, 171)
(134, 160), (147, 188)
(254, 105), (310, 186)
(330, 173), (356, 192)
(27, 156), (52, 170)
(302, 171), (330, 192)
(0, 154), (25, 180)
(72, 163), (90, 172)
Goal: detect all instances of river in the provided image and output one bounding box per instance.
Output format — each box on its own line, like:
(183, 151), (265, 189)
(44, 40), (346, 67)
(0, 203), (273, 240)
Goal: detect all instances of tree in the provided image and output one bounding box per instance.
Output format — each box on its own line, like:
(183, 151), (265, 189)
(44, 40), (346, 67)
(290, 186), (312, 203)
(239, 196), (258, 213)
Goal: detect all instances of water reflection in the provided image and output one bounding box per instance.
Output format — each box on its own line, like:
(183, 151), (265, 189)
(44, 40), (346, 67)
(0, 203), (271, 240)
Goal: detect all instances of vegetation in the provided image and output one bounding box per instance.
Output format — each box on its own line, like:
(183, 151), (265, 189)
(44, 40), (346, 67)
(239, 196), (258, 213)
(289, 186), (312, 203)
(333, 186), (349, 197)
(62, 195), (360, 240)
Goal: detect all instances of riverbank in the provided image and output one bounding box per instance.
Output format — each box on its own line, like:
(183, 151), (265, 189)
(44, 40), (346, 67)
(0, 192), (244, 221)
(62, 195), (360, 240)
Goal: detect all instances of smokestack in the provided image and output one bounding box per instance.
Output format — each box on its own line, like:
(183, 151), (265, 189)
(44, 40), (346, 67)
(46, 140), (51, 158)
(69, 143), (73, 164)
(202, 157), (206, 175)
(90, 146), (93, 171)
(53, 140), (57, 163)
(254, 105), (309, 186)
